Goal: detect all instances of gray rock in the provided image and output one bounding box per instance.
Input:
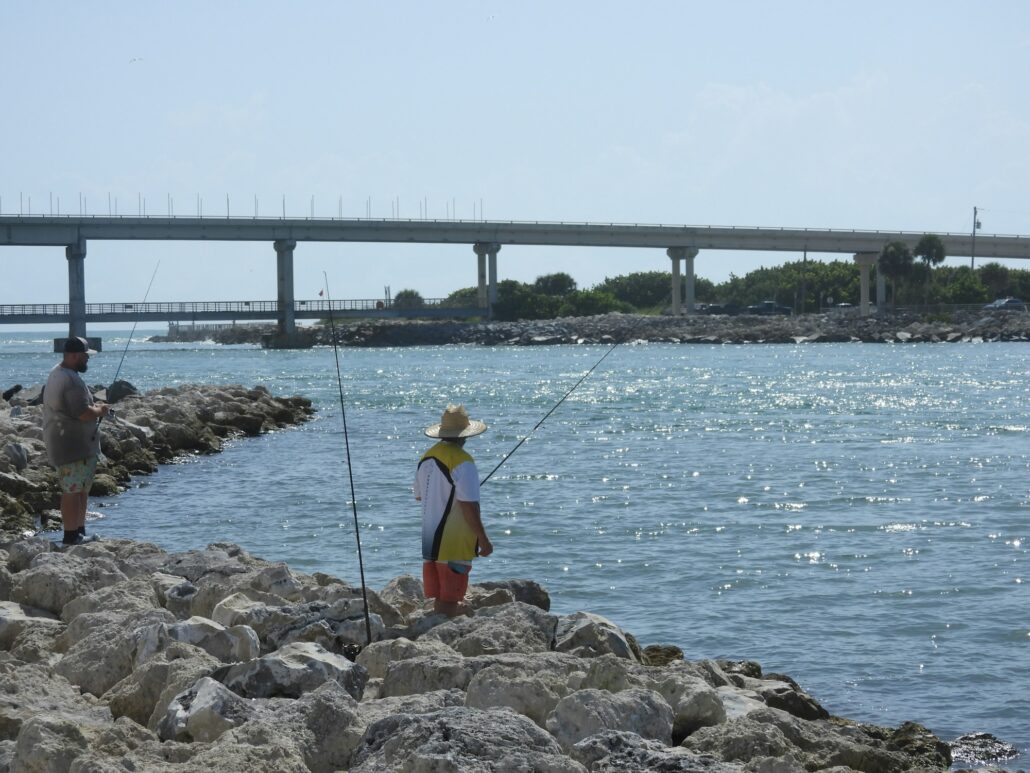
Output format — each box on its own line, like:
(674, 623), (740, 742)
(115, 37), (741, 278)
(0, 660), (111, 742)
(2, 443), (28, 471)
(0, 600), (62, 650)
(54, 608), (175, 697)
(10, 553), (128, 615)
(60, 576), (160, 623)
(220, 641), (368, 700)
(350, 706), (586, 772)
(157, 676), (257, 742)
(546, 687), (674, 751)
(356, 636), (460, 680)
(103, 641), (221, 729)
(134, 615), (260, 666)
(379, 574), (425, 619)
(950, 731), (1020, 766)
(6, 537), (51, 573)
(465, 661), (573, 727)
(554, 611), (638, 661)
(422, 601), (558, 656)
(649, 670), (728, 743)
(474, 578), (551, 611)
(573, 730), (745, 773)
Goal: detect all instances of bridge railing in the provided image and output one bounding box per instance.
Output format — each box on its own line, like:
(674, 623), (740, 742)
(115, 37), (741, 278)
(0, 298), (458, 317)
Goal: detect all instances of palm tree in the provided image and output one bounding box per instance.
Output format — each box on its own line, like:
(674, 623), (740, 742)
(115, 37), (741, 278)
(878, 241), (914, 307)
(913, 234), (946, 305)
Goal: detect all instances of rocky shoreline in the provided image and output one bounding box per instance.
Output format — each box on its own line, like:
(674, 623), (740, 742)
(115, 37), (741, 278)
(149, 310), (1030, 348)
(0, 384), (313, 539)
(0, 537), (1020, 772)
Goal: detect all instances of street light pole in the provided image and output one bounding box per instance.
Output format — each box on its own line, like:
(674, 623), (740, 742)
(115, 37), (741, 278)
(970, 206), (981, 269)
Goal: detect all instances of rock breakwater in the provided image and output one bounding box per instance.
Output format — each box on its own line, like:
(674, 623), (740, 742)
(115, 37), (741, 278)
(150, 310), (1030, 347)
(0, 537), (1015, 772)
(0, 385), (313, 539)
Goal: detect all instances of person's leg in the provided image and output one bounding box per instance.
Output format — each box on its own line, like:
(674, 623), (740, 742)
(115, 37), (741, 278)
(75, 491), (88, 532)
(436, 563), (471, 617)
(59, 493), (80, 536)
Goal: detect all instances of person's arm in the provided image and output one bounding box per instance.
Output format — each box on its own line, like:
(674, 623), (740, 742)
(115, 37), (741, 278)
(459, 500), (492, 557)
(77, 404), (109, 422)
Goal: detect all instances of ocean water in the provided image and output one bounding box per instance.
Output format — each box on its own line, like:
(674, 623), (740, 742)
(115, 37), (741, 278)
(2, 330), (1027, 766)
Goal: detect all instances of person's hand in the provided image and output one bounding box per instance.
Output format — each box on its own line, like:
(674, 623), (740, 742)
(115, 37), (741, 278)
(97, 404), (111, 416)
(477, 537), (494, 558)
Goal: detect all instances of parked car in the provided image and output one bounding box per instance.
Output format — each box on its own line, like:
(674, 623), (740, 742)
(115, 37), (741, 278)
(700, 303), (741, 315)
(745, 300), (792, 315)
(983, 297), (1026, 311)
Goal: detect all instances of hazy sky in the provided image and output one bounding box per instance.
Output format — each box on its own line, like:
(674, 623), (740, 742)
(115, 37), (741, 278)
(3, 1), (1029, 310)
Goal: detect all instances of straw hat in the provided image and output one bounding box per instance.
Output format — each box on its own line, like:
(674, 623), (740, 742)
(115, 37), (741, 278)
(425, 404), (487, 438)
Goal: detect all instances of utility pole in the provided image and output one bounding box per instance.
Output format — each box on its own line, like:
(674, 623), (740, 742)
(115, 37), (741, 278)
(970, 206), (981, 269)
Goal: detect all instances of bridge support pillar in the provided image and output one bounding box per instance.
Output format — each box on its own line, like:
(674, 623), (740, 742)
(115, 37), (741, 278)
(474, 242), (500, 319)
(667, 247), (699, 314)
(876, 269), (886, 313)
(274, 239), (297, 335)
(66, 239), (87, 339)
(854, 252), (878, 317)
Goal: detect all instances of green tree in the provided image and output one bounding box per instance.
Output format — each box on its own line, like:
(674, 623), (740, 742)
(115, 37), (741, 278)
(440, 286), (479, 307)
(533, 272), (577, 296)
(557, 290), (633, 317)
(392, 289), (424, 309)
(979, 262), (1010, 298)
(914, 234), (946, 305)
(878, 242), (914, 306)
(594, 271), (670, 308)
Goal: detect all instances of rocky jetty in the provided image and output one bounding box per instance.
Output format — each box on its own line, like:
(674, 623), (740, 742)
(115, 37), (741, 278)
(0, 385), (313, 539)
(149, 309), (1030, 348)
(0, 537), (1017, 773)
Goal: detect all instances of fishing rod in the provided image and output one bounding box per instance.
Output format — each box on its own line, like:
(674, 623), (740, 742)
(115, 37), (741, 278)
(93, 260), (161, 441)
(323, 272), (374, 646)
(480, 328), (635, 486)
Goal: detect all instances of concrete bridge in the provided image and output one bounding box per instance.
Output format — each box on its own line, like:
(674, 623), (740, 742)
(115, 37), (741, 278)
(4, 214), (1030, 345)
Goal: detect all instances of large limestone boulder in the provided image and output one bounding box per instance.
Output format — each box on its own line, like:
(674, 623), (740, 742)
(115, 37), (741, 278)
(380, 654), (479, 698)
(355, 636), (460, 680)
(54, 608), (174, 697)
(350, 707), (586, 773)
(0, 600), (62, 650)
(554, 611), (638, 661)
(378, 574), (424, 619)
(10, 553), (128, 614)
(6, 537), (51, 573)
(573, 730), (745, 773)
(465, 661), (575, 728)
(422, 601), (558, 656)
(474, 578), (551, 610)
(134, 615), (260, 665)
(103, 641), (222, 728)
(159, 544), (255, 586)
(648, 670), (727, 742)
(0, 660), (110, 741)
(546, 688), (675, 751)
(682, 707), (913, 773)
(60, 576), (160, 623)
(220, 641), (368, 700)
(157, 676), (258, 743)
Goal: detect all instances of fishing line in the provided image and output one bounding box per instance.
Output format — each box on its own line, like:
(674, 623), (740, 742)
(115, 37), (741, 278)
(480, 322), (642, 486)
(323, 272), (373, 646)
(93, 260), (161, 441)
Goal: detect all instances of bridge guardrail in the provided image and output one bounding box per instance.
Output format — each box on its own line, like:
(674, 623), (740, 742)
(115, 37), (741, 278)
(0, 298), (458, 317)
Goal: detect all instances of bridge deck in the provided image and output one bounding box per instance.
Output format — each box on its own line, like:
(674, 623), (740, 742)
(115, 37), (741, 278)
(2, 215), (1029, 258)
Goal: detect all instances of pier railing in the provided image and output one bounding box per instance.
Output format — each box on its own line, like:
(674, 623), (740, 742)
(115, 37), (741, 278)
(0, 298), (479, 323)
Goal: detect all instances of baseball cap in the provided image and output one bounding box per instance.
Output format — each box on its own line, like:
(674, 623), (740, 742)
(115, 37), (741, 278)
(63, 337), (97, 354)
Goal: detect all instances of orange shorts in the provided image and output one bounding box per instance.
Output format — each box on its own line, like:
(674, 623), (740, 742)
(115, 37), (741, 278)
(423, 561), (471, 603)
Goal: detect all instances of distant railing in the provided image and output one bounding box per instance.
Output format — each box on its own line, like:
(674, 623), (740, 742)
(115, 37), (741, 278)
(0, 212), (1025, 240)
(0, 298), (456, 317)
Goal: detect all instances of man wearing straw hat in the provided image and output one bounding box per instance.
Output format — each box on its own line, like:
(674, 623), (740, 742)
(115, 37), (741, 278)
(415, 404), (494, 617)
